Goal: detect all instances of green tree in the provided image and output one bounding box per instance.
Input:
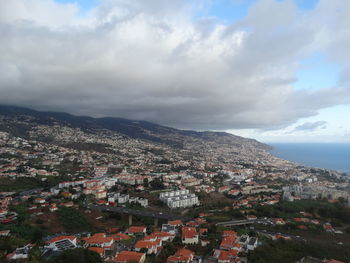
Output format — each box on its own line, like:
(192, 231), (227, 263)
(50, 248), (102, 263)
(150, 177), (165, 190)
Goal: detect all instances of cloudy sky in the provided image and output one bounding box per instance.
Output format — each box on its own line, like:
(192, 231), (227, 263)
(1, 0), (350, 142)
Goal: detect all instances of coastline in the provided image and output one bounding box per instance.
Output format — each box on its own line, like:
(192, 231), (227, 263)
(268, 142), (350, 174)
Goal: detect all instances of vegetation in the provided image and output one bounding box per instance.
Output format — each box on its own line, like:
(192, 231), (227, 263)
(150, 177), (165, 190)
(49, 248), (102, 263)
(0, 204), (47, 242)
(0, 177), (43, 192)
(0, 175), (71, 192)
(255, 200), (350, 223)
(57, 207), (92, 232)
(0, 236), (28, 257)
(248, 239), (350, 263)
(151, 242), (177, 263)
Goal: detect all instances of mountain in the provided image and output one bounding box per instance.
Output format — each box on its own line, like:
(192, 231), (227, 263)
(0, 104), (269, 149)
(0, 104), (280, 166)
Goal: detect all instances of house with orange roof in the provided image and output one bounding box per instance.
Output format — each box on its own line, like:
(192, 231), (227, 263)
(126, 226), (147, 236)
(144, 232), (175, 242)
(220, 235), (237, 250)
(216, 249), (239, 263)
(82, 233), (114, 249)
(47, 235), (77, 246)
(167, 248), (195, 263)
(44, 236), (77, 254)
(168, 220), (183, 226)
(134, 239), (162, 254)
(181, 227), (198, 244)
(114, 251), (146, 263)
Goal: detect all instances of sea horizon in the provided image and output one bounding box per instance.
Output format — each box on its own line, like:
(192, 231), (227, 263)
(267, 142), (350, 173)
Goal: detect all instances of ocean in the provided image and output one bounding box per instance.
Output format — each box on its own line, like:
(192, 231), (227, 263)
(268, 143), (350, 173)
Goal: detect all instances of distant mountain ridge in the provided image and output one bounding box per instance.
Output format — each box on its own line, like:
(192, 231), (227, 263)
(0, 105), (270, 151)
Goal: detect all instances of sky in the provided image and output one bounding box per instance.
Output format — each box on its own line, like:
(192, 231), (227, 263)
(1, 0), (350, 143)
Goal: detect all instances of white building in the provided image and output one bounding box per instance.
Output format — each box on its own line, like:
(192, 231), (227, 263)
(108, 193), (148, 207)
(160, 189), (199, 209)
(247, 237), (258, 250)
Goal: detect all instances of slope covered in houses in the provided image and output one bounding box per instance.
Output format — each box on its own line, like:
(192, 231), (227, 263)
(0, 106), (350, 262)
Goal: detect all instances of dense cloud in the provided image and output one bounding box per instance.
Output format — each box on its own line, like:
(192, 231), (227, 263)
(0, 0), (350, 130)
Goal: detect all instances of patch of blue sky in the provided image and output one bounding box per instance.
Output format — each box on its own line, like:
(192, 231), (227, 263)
(312, 105), (350, 129)
(294, 52), (340, 91)
(202, 0), (256, 24)
(293, 0), (319, 10)
(55, 0), (99, 13)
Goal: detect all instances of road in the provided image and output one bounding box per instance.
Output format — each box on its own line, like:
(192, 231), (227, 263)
(216, 219), (258, 226)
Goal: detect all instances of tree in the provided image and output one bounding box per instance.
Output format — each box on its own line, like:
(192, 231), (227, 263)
(28, 246), (43, 263)
(143, 178), (149, 188)
(50, 248), (102, 263)
(150, 177), (165, 190)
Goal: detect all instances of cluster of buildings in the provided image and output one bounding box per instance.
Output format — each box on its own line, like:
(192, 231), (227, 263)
(6, 221), (202, 263)
(1, 115), (350, 262)
(108, 193), (148, 207)
(283, 184), (350, 204)
(160, 189), (200, 209)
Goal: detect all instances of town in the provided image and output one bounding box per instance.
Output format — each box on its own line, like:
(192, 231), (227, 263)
(1, 114), (350, 263)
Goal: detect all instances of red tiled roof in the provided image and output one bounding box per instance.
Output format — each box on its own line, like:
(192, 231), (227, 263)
(220, 235), (237, 249)
(127, 226), (146, 234)
(83, 233), (113, 245)
(47, 235), (76, 244)
(167, 248), (194, 263)
(182, 227), (197, 239)
(144, 232), (174, 241)
(114, 251), (145, 263)
(218, 250), (239, 261)
(134, 239), (160, 249)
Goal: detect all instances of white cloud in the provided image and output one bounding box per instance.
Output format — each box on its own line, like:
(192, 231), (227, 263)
(0, 0), (349, 130)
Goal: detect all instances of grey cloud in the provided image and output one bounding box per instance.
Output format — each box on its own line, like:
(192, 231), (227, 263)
(294, 121), (327, 131)
(0, 0), (350, 130)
